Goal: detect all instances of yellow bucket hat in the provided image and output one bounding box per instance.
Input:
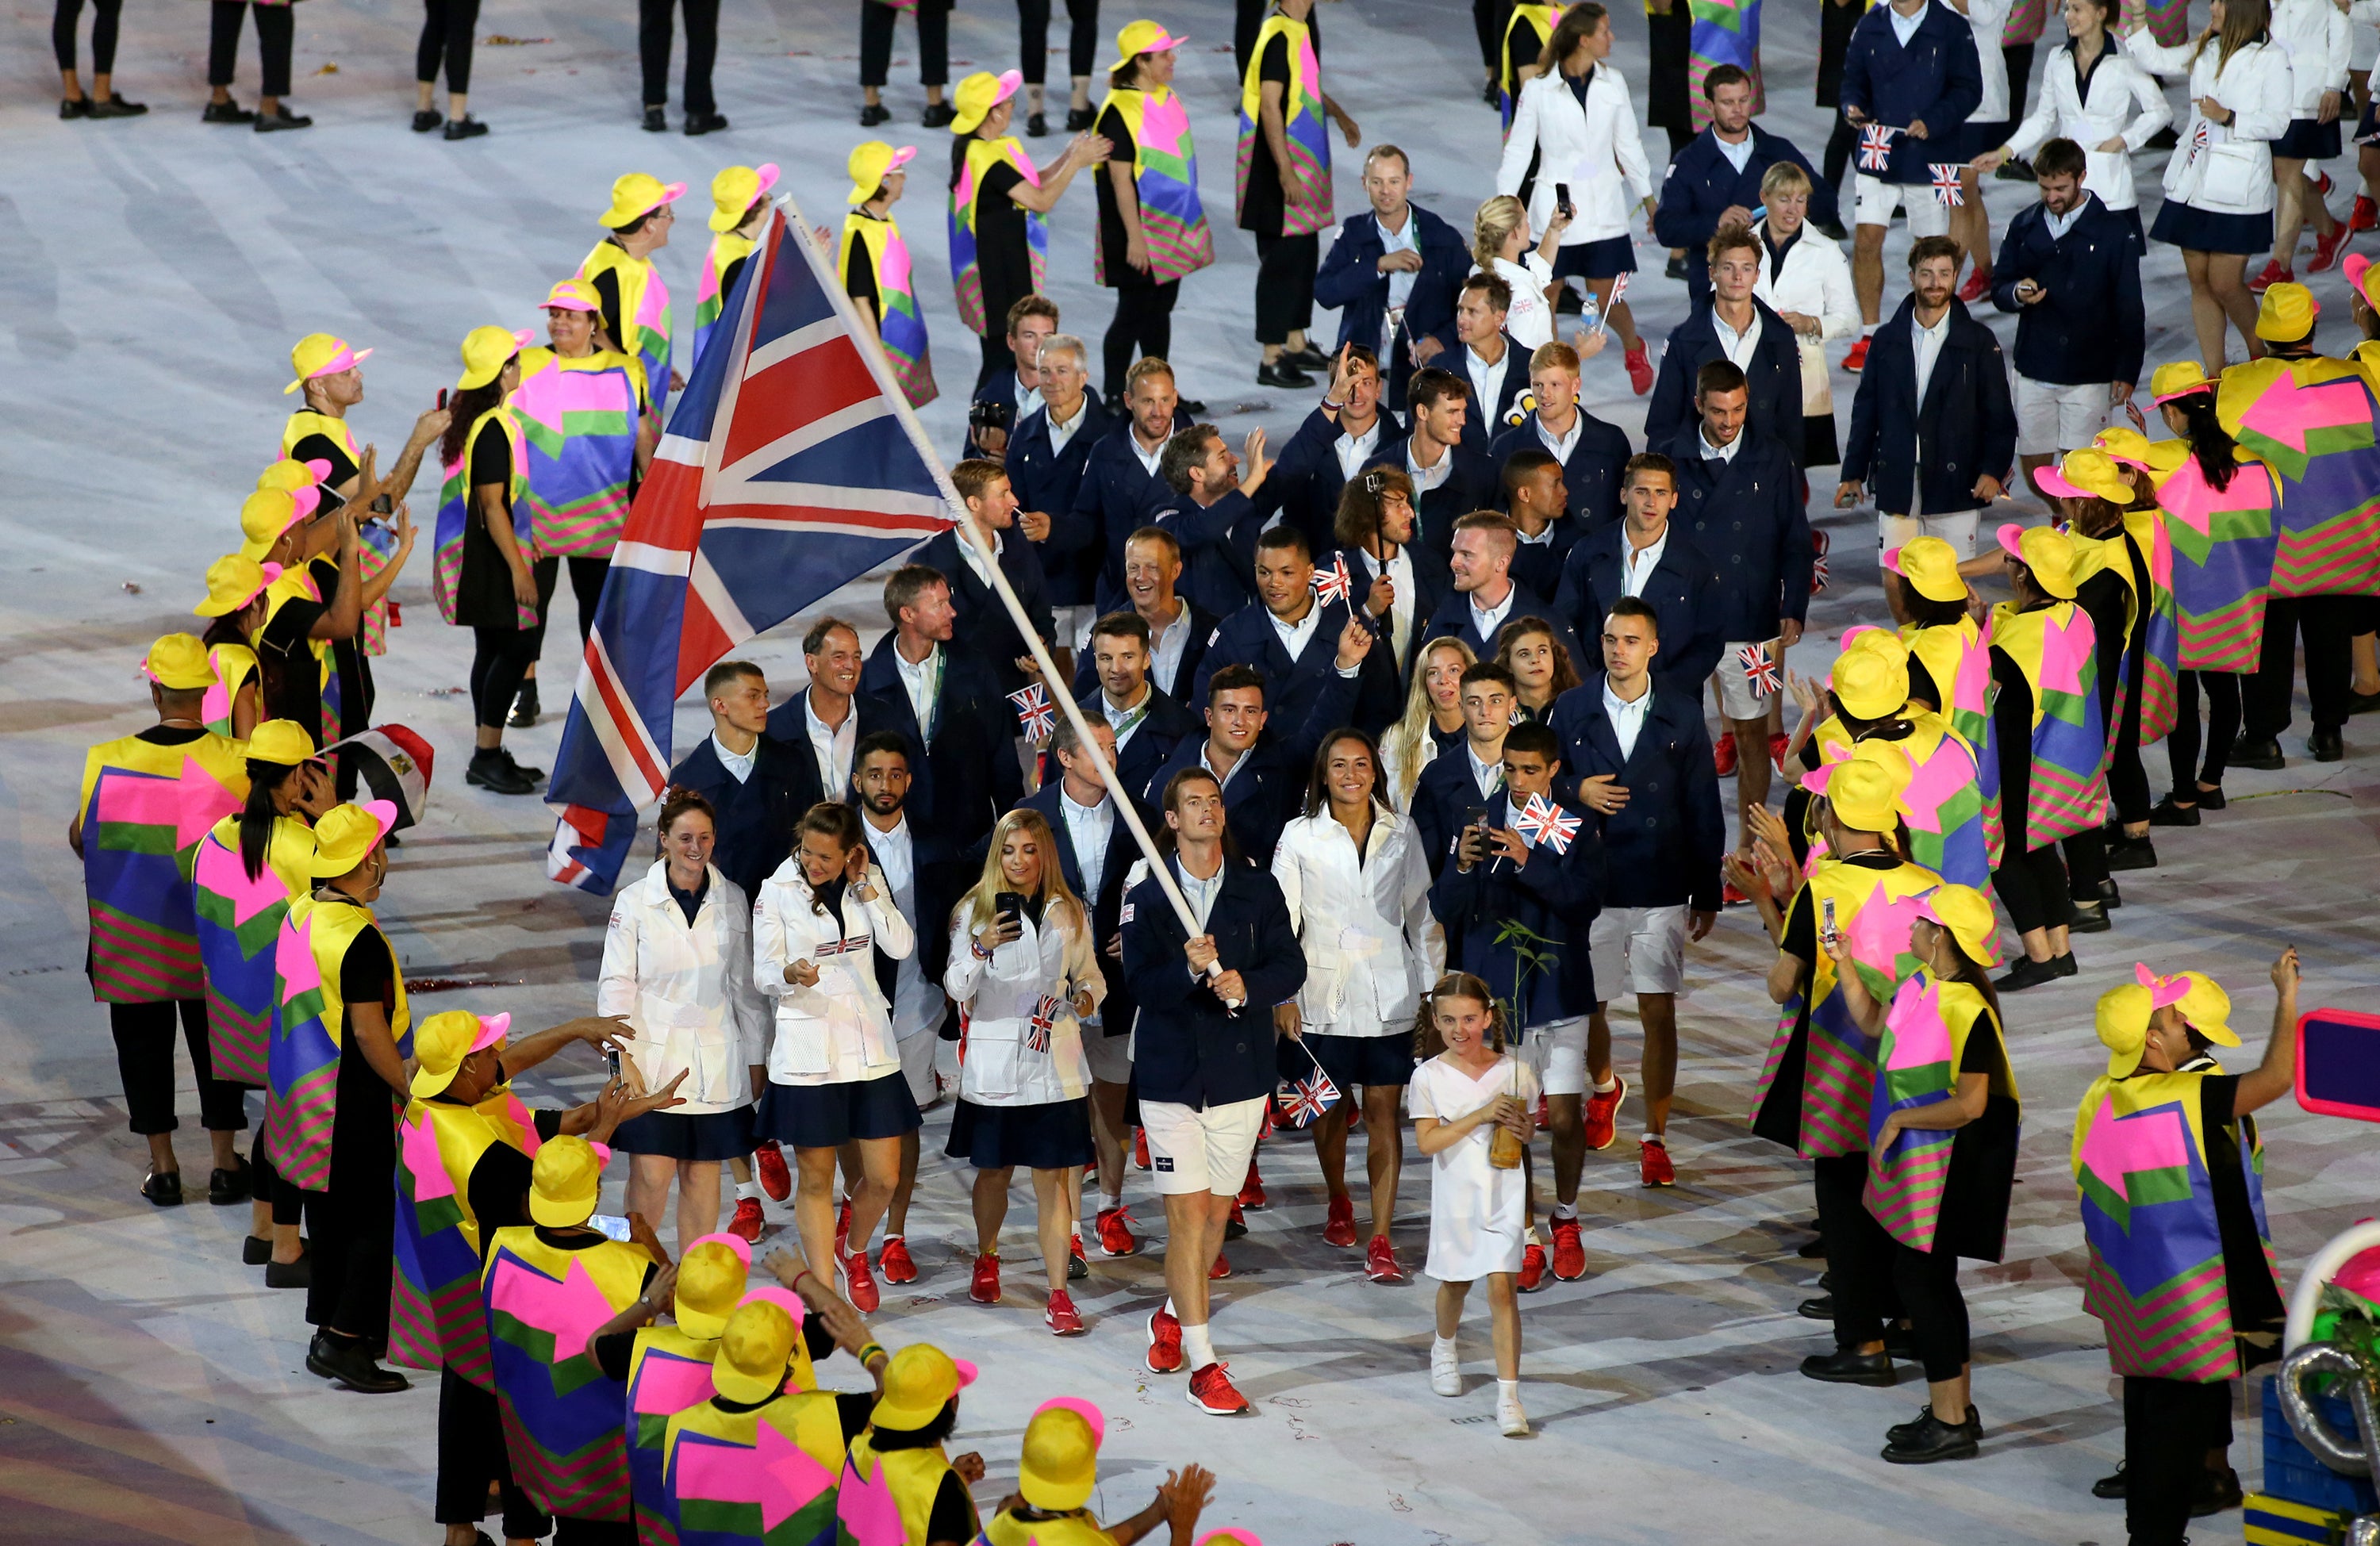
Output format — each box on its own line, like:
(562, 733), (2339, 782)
(1832, 631), (1911, 720)
(871, 1342), (980, 1430)
(708, 163), (781, 232)
(1914, 884), (2002, 968)
(239, 487), (319, 561)
(528, 1134), (608, 1227)
(2151, 360), (2213, 404)
(196, 554), (282, 618)
(245, 718), (317, 767)
(951, 69), (1023, 135)
(409, 1010), (512, 1099)
(2172, 967), (2240, 1048)
(1111, 18), (1191, 70)
(284, 333), (372, 396)
(600, 171), (688, 229)
(144, 633), (216, 691)
(1995, 521), (2079, 600)
(2097, 969), (2191, 1078)
(711, 1297), (800, 1403)
(1883, 535), (1966, 604)
(309, 799), (399, 876)
(2254, 282), (2320, 342)
(541, 278), (602, 313)
(846, 140), (919, 205)
(2037, 447), (2133, 505)
(458, 325), (533, 391)
(671, 1235), (756, 1341)
(1019, 1404), (1101, 1511)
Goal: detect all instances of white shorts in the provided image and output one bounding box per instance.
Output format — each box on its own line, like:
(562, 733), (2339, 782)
(1141, 1096), (1268, 1196)
(1854, 172), (1954, 238)
(1879, 508), (1979, 560)
(897, 1029), (944, 1109)
(1590, 905), (1691, 1000)
(1714, 637), (1783, 722)
(2016, 375), (2111, 457)
(1082, 1022), (1133, 1084)
(1513, 1015), (1588, 1097)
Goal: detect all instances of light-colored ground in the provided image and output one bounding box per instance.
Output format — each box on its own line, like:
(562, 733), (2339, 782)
(6, 0), (2380, 1540)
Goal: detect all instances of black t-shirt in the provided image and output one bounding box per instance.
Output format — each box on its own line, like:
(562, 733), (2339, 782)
(340, 921), (393, 1011)
(1094, 103), (1141, 286)
(290, 430), (361, 507)
(720, 254), (750, 306)
(868, 1428), (977, 1543)
(136, 725), (208, 749)
(844, 223), (884, 313)
(470, 415), (512, 493)
(954, 136), (1035, 321)
(459, 1106), (566, 1256)
(2199, 1072), (2287, 1357)
(1238, 32), (1298, 236)
(1905, 653), (1942, 715)
(590, 263), (628, 359)
(259, 565), (328, 730)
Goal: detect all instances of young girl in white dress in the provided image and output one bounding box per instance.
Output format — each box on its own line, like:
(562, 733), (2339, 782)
(1408, 971), (1538, 1437)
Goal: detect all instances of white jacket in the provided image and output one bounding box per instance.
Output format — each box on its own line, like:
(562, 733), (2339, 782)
(1271, 807), (1442, 1035)
(2004, 39), (2173, 210)
(2130, 32), (2295, 215)
(1752, 221), (1860, 415)
(2271, 0), (2352, 116)
(1952, 0), (2014, 124)
(752, 858), (916, 1087)
(597, 861), (767, 1114)
(1495, 67), (1654, 245)
(942, 895), (1107, 1108)
(1487, 255), (1557, 351)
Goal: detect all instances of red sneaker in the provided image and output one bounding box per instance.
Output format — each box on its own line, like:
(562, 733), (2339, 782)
(1133, 1127), (1150, 1169)
(840, 1249), (880, 1313)
(1583, 1074), (1626, 1151)
(2311, 224), (2350, 274)
(1187, 1360), (1253, 1415)
(1769, 731), (1791, 773)
(727, 1196), (764, 1242)
(2354, 194), (2377, 232)
(1237, 1158), (1267, 1209)
(1844, 336), (1871, 374)
(2249, 259), (2293, 293)
(1209, 1249), (1232, 1279)
(835, 1196), (851, 1254)
(1723, 880), (1751, 906)
(1518, 1239), (1549, 1293)
(1069, 1233), (1088, 1281)
(753, 1141), (791, 1202)
(1365, 1235), (1408, 1283)
(1045, 1290), (1086, 1336)
(1146, 1305), (1184, 1373)
(1956, 266), (1992, 304)
(2317, 169), (2337, 198)
(1624, 340), (1655, 396)
(1550, 1217), (1587, 1281)
(1714, 731), (1738, 776)
(1096, 1203), (1139, 1256)
(877, 1235), (918, 1285)
(1641, 1135), (1677, 1187)
(1322, 1195), (1358, 1248)
(968, 1252), (1000, 1305)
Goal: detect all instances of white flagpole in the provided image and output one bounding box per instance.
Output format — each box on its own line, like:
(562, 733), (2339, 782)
(774, 194), (1217, 958)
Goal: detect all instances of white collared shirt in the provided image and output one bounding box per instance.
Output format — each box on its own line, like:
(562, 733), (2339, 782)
(1536, 409), (1584, 466)
(1711, 303), (1764, 370)
(1701, 426), (1743, 464)
(712, 732), (757, 785)
(866, 812), (942, 1043)
(1269, 600), (1326, 663)
(1147, 601), (1192, 695)
(1200, 741), (1251, 794)
(1622, 527), (1670, 597)
(1130, 432), (1165, 478)
(1046, 397), (1089, 457)
(1378, 209), (1421, 317)
(957, 524), (1004, 586)
(1604, 676), (1653, 761)
(1714, 129), (1756, 173)
(1015, 374), (1044, 422)
(2043, 192), (2094, 242)
(1912, 305), (1953, 485)
(894, 643), (942, 741)
(1888, 2), (1925, 46)
(1103, 681), (1155, 750)
(1354, 544), (1417, 662)
(1334, 417), (1384, 481)
(1465, 342), (1506, 427)
(1408, 435), (1453, 493)
(1466, 742), (1506, 799)
(1061, 787), (1115, 904)
(1468, 581), (1518, 644)
(1174, 854), (1224, 930)
(805, 692), (858, 797)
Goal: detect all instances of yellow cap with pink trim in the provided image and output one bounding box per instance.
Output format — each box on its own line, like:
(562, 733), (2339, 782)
(285, 333), (373, 396)
(601, 171), (687, 229)
(709, 163), (781, 232)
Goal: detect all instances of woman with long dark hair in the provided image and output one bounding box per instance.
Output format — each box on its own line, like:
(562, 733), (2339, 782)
(1495, 615), (1580, 722)
(195, 554), (274, 741)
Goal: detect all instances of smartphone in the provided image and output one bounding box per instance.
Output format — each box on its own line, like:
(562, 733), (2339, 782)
(370, 493), (393, 515)
(605, 1047), (622, 1083)
(995, 890), (1029, 930)
(436, 387), (448, 411)
(1554, 182), (1575, 219)
(1820, 896), (1840, 952)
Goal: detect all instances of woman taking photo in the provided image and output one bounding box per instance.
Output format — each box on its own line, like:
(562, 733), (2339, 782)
(1496, 616), (1580, 723)
(1749, 163), (1860, 469)
(432, 324), (546, 799)
(1493, 2), (1658, 395)
(1977, 0), (2172, 242)
(1470, 194), (1573, 353)
(2127, 0), (2295, 370)
(599, 788), (766, 1249)
(941, 808), (1106, 1336)
(753, 800), (919, 1314)
(1095, 21), (1215, 398)
(1383, 638), (1476, 811)
(948, 67), (1109, 383)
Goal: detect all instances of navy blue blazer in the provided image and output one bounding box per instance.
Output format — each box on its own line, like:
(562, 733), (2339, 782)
(1072, 682), (1200, 805)
(1990, 194), (2146, 389)
(1453, 336), (1535, 455)
(1019, 779), (1151, 1041)
(1263, 406), (1409, 562)
(1123, 857), (1306, 1108)
(911, 527), (1057, 698)
(1143, 722), (1334, 866)
(1553, 520), (1727, 688)
(1326, 538), (1452, 685)
(860, 815), (969, 1005)
(1362, 436), (1499, 566)
(1421, 578), (1586, 675)
(1066, 599), (1221, 704)
(964, 373), (1101, 458)
(1643, 297), (1808, 465)
(1488, 412), (1633, 535)
(1191, 596), (1401, 745)
(1547, 674), (1726, 913)
(1839, 0), (1983, 185)
(664, 733), (819, 903)
(858, 634), (1023, 850)
(1653, 125), (1838, 301)
(1072, 417), (1181, 612)
(1312, 204), (1476, 410)
(1841, 296), (2018, 516)
(1150, 488), (1265, 621)
(1426, 790), (1605, 1025)
(1006, 394), (1112, 608)
(1411, 739), (1505, 880)
(761, 691), (900, 802)
(1509, 520), (1583, 604)
(1661, 429), (1813, 641)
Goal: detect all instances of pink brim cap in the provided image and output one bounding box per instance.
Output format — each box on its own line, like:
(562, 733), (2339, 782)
(639, 182), (690, 220)
(989, 69), (1024, 105)
(1839, 623), (1885, 650)
(2033, 466), (2090, 501)
(953, 1356), (981, 1389)
(291, 485), (324, 523)
(1880, 544), (1910, 577)
(1915, 893), (2003, 966)
(589, 1141), (613, 1167)
(237, 560), (287, 610)
(1035, 1396), (1106, 1444)
(310, 345), (372, 380)
(1142, 26), (1190, 50)
(357, 797), (402, 849)
(2153, 379), (2212, 405)
(754, 162), (783, 197)
(686, 1231), (754, 1268)
(885, 145), (918, 172)
(301, 457), (333, 484)
(1994, 522), (2032, 564)
(466, 1011), (512, 1057)
(2133, 961), (2190, 1008)
(739, 1283), (807, 1329)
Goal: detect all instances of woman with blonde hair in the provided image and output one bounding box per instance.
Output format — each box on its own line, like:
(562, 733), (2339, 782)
(1382, 637), (1476, 811)
(942, 807), (1106, 1335)
(1470, 194), (1571, 351)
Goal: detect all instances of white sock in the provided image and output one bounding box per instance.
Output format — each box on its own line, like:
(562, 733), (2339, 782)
(1434, 1334), (1459, 1358)
(1644, 1133), (1664, 1147)
(1498, 1378), (1522, 1402)
(1591, 1076), (1618, 1095)
(1860, 323), (1876, 338)
(1551, 1202), (1579, 1222)
(735, 1182), (760, 1201)
(1524, 1225), (1542, 1246)
(1183, 1322), (1217, 1370)
(1103, 1188), (1123, 1209)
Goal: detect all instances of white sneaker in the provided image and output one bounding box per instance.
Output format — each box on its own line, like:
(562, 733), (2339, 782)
(1499, 1391), (1530, 1437)
(1430, 1339), (1461, 1397)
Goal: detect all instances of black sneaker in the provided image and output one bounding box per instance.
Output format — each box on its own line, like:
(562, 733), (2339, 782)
(265, 1249), (313, 1289)
(60, 96), (90, 119)
(242, 1234), (272, 1265)
(1257, 362), (1313, 389)
(2348, 688), (2380, 715)
(140, 1169), (183, 1206)
(90, 94), (148, 118)
(1797, 1295), (1836, 1320)
(209, 1157), (252, 1205)
(2192, 1465), (2244, 1516)
(1994, 955), (2059, 992)
(2091, 1460), (2128, 1498)
(412, 109), (442, 132)
(443, 116), (489, 140)
(255, 104), (313, 132)
(1799, 1348), (1897, 1386)
(2106, 834), (2158, 871)
(501, 748), (546, 783)
(643, 105), (667, 132)
(685, 110), (729, 136)
(1025, 110), (1048, 137)
(306, 1331), (411, 1394)
(2148, 793), (2202, 827)
(1882, 1407), (1980, 1464)
(922, 102), (957, 129)
(2068, 899), (2111, 934)
(859, 102), (891, 127)
(2097, 877), (2122, 908)
(466, 749), (536, 796)
(1065, 105), (1096, 132)
(1994, 156), (2035, 182)
(1284, 343), (1331, 372)
(509, 682), (540, 728)
(2231, 734), (2286, 769)
(202, 100), (255, 125)
(2051, 952), (2079, 978)
(1889, 1402), (1976, 1446)
(2196, 785), (2227, 810)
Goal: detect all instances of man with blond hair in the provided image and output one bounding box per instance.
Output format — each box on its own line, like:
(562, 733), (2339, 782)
(1486, 339), (1633, 532)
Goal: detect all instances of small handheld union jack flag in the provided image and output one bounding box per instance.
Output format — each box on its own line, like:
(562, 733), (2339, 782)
(1025, 993), (1061, 1053)
(1007, 682), (1057, 741)
(1312, 552), (1356, 605)
(2187, 121), (2210, 161)
(1931, 165), (1964, 206)
(1737, 643), (1782, 697)
(1810, 529), (1830, 596)
(812, 932), (873, 958)
(1515, 792), (1582, 854)
(1274, 1044), (1342, 1128)
(1857, 124), (1898, 171)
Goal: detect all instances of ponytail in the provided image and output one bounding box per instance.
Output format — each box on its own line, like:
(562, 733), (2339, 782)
(237, 760), (303, 882)
(2173, 394), (2240, 492)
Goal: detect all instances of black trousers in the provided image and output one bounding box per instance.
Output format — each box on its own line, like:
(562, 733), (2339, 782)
(2122, 1376), (2233, 1546)
(1891, 1239), (1969, 1383)
(859, 0), (950, 88)
(1104, 279), (1180, 396)
(1992, 840), (2075, 935)
(1254, 232), (1319, 344)
(2167, 669), (2242, 790)
(2105, 672), (2151, 823)
(54, 0), (121, 73)
(1823, 113), (1858, 190)
(438, 1367), (551, 1534)
(1018, 0), (1097, 85)
(208, 1), (293, 96)
(1471, 0), (1511, 74)
(1814, 1153), (1898, 1349)
(2246, 594), (2359, 736)
(416, 0), (480, 91)
(111, 999), (244, 1136)
(555, 1519), (639, 1544)
(304, 1060), (397, 1341)
(2003, 43), (2036, 126)
(526, 554), (612, 661)
(249, 1126), (302, 1226)
(470, 626), (540, 730)
(639, 0), (719, 113)
(2063, 826), (2109, 901)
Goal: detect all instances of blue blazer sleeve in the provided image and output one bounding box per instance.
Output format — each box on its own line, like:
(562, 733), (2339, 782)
(1841, 363), (1883, 486)
(1928, 22), (1985, 129)
(2113, 223), (2147, 388)
(1644, 335), (1694, 450)
(1651, 145), (1717, 252)
(1676, 713), (1726, 913)
(1313, 219), (1384, 313)
(1553, 539), (1599, 647)
(1773, 469), (1814, 625)
(1514, 817), (1604, 917)
(1977, 329), (2019, 483)
(1678, 558), (1729, 685)
(1989, 214), (2033, 313)
(1839, 19), (1876, 120)
(1123, 877), (1201, 1011)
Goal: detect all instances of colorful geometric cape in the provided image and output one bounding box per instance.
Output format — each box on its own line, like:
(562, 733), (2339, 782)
(696, 230), (758, 372)
(1237, 13), (1334, 238)
(628, 1323), (729, 1546)
(433, 405), (536, 627)
(77, 732), (249, 1005)
(513, 346), (650, 559)
(1096, 87), (1217, 286)
(1499, 2), (1560, 136)
(2217, 356), (2380, 597)
(2153, 444), (2276, 673)
(1689, 0), (1764, 126)
(264, 892), (411, 1190)
(580, 239), (675, 418)
(662, 1390), (846, 1546)
(193, 812), (312, 1088)
(390, 1084), (542, 1384)
(1864, 972), (2014, 1252)
(840, 214), (940, 409)
(1900, 614), (2003, 867)
(1987, 600), (2109, 845)
(836, 1435), (975, 1546)
(482, 1226), (656, 1521)
(949, 137), (1050, 337)
(202, 643), (260, 738)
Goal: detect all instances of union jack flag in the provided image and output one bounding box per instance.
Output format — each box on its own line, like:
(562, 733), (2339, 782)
(1857, 124), (1898, 171)
(814, 933), (873, 958)
(543, 200), (959, 893)
(1514, 792), (1582, 854)
(1312, 552), (1356, 605)
(1810, 528), (1830, 595)
(1274, 1045), (1341, 1128)
(2188, 121), (2210, 162)
(1008, 682), (1057, 740)
(1025, 993), (1062, 1053)
(1737, 643), (1782, 697)
(1931, 165), (1965, 206)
